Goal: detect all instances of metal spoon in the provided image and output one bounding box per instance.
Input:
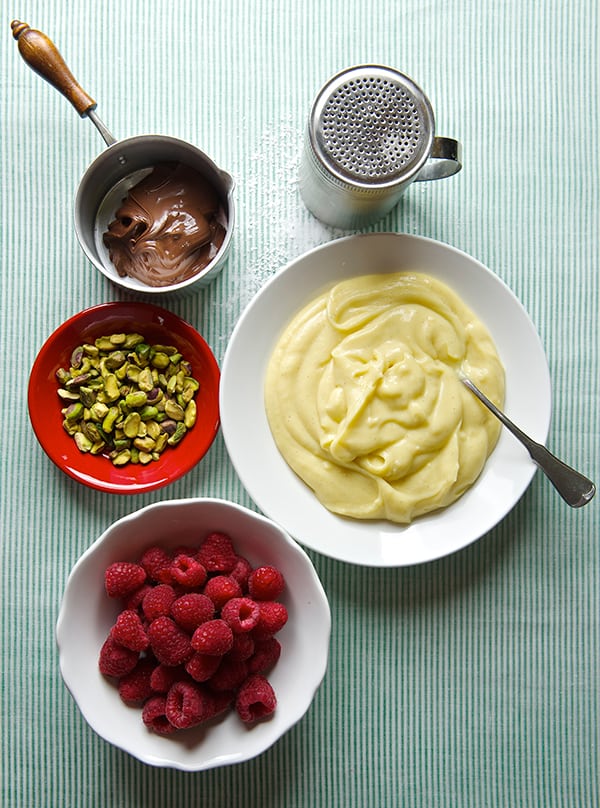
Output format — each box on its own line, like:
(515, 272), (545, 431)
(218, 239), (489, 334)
(460, 374), (596, 508)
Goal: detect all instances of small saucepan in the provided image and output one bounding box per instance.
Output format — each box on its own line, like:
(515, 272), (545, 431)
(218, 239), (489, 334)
(11, 20), (235, 295)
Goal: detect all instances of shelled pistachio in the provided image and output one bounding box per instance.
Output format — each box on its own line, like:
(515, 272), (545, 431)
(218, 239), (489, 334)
(56, 332), (200, 466)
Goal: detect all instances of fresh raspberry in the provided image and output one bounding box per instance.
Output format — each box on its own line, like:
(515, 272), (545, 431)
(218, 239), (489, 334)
(104, 562), (147, 599)
(203, 690), (234, 720)
(253, 601), (288, 639)
(229, 556), (253, 591)
(248, 566), (285, 601)
(221, 597), (260, 634)
(100, 534), (285, 736)
(140, 546), (173, 584)
(235, 674), (277, 723)
(170, 554), (207, 588)
(117, 657), (155, 704)
(247, 637), (281, 674)
(142, 584), (177, 621)
(208, 658), (248, 692)
(165, 681), (210, 729)
(98, 636), (139, 678)
(191, 619), (233, 656)
(149, 663), (187, 694)
(147, 616), (193, 666)
(142, 695), (176, 735)
(185, 651), (221, 683)
(170, 592), (214, 632)
(110, 609), (149, 652)
(228, 632), (255, 662)
(124, 583), (153, 612)
(203, 575), (242, 610)
(197, 532), (238, 573)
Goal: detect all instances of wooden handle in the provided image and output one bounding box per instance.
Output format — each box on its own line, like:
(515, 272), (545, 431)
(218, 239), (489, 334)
(11, 20), (96, 116)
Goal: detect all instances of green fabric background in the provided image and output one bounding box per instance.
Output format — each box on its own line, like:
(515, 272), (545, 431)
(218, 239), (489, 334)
(1, 1), (598, 806)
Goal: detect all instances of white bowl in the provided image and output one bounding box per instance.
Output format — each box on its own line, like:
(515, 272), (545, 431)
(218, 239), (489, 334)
(220, 233), (552, 566)
(56, 498), (331, 770)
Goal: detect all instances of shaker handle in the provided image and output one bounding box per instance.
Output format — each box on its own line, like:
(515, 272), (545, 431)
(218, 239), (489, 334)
(415, 136), (462, 182)
(11, 20), (97, 117)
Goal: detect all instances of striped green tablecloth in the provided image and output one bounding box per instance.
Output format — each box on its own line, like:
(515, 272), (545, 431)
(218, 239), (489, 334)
(1, 1), (598, 806)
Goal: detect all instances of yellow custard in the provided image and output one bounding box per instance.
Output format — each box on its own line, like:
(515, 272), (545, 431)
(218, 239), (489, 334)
(264, 272), (505, 524)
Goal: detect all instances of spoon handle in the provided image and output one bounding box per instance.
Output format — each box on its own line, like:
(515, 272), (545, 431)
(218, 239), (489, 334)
(461, 376), (596, 508)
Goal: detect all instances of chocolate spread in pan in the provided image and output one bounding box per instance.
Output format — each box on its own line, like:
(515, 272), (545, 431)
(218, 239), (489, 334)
(103, 162), (226, 287)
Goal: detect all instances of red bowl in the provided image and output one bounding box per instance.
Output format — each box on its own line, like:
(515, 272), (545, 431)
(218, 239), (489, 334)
(28, 302), (220, 494)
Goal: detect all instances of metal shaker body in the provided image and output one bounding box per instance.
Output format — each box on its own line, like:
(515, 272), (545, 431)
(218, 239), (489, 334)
(299, 65), (462, 229)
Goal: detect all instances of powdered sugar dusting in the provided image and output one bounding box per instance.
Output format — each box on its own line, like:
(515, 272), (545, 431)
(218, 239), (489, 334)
(240, 116), (341, 306)
(211, 116), (346, 357)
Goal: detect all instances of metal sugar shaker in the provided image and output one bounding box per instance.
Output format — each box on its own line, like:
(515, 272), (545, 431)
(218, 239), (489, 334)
(299, 65), (462, 229)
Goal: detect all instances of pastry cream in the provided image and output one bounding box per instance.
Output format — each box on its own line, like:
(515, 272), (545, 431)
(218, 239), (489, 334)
(264, 272), (505, 523)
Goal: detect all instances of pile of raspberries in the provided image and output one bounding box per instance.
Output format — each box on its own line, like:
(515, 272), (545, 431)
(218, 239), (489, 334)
(98, 530), (287, 735)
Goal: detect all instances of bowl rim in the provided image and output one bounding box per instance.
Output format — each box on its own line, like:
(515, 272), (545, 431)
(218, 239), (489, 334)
(28, 301), (221, 494)
(55, 497), (332, 770)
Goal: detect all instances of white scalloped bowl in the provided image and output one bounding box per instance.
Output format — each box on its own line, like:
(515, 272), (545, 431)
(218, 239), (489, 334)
(56, 498), (331, 770)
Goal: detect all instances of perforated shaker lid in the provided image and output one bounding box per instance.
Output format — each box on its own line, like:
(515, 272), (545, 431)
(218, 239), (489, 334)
(307, 65), (436, 190)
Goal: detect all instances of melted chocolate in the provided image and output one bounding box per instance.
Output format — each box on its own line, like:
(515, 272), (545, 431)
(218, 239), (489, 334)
(103, 162), (226, 287)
